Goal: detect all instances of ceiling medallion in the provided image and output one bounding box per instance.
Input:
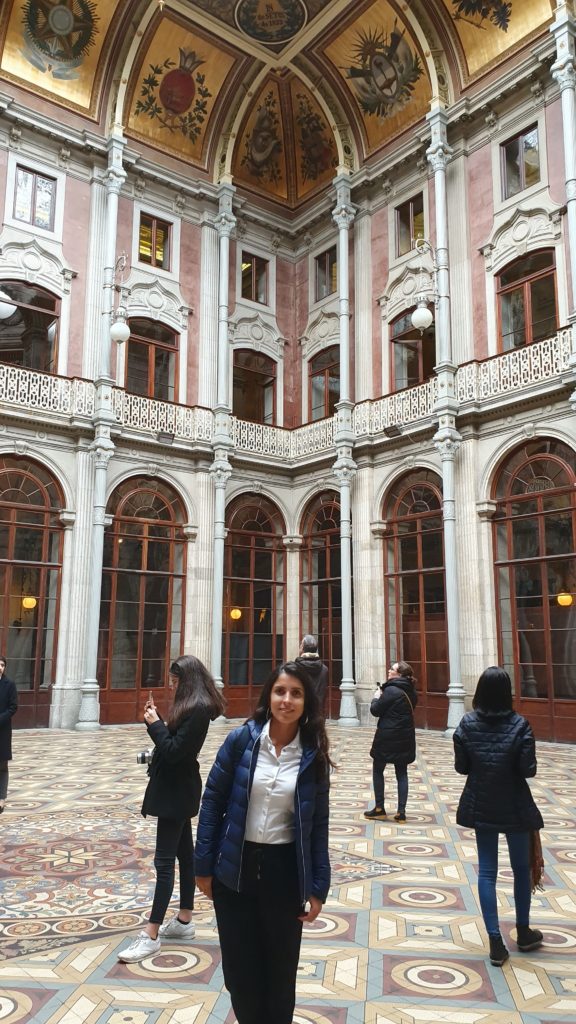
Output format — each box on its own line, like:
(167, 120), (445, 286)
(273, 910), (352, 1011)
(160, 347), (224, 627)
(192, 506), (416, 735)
(235, 0), (307, 46)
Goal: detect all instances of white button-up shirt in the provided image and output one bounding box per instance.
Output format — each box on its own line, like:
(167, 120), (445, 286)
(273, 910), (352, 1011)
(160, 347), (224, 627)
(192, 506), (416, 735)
(244, 720), (302, 844)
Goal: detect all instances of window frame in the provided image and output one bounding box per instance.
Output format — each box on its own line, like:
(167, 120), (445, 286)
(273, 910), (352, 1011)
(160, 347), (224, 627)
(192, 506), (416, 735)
(138, 213), (172, 271)
(395, 193), (424, 259)
(496, 250), (558, 352)
(0, 280), (60, 373)
(315, 245), (338, 303)
(389, 308), (436, 392)
(308, 344), (340, 420)
(240, 251), (269, 306)
(12, 166), (57, 231)
(233, 348), (277, 425)
(124, 319), (179, 403)
(4, 154), (66, 241)
(500, 123), (540, 201)
(132, 202), (180, 280)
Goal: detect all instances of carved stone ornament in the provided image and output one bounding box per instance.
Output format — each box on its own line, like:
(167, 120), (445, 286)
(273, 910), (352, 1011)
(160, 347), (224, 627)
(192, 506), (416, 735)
(481, 200), (563, 275)
(230, 311), (286, 359)
(124, 276), (186, 331)
(380, 256), (435, 323)
(300, 309), (340, 360)
(434, 435), (461, 461)
(0, 235), (75, 295)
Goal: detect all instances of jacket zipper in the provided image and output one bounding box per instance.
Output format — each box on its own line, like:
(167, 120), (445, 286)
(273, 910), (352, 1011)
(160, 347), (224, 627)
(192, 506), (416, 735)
(237, 737), (259, 892)
(296, 769), (306, 902)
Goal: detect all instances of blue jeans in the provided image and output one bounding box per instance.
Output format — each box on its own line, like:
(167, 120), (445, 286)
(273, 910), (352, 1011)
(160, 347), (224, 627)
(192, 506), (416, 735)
(372, 761), (408, 813)
(475, 829), (531, 937)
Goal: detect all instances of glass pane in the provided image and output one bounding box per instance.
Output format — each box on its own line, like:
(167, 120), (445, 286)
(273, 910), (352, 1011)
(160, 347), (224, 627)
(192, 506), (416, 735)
(118, 538), (143, 570)
(545, 513), (573, 557)
(500, 286), (526, 350)
(523, 128), (540, 189)
(396, 201), (412, 256)
(421, 530), (443, 568)
(241, 257), (253, 299)
(512, 517), (539, 560)
(255, 258), (267, 303)
(394, 340), (420, 390)
(155, 221), (170, 270)
(530, 275), (556, 343)
(154, 349), (175, 402)
(503, 137), (521, 198)
(399, 535), (418, 572)
(311, 374), (326, 420)
(14, 167), (33, 223)
(126, 340), (150, 396)
(139, 216), (153, 264)
(35, 176), (55, 230)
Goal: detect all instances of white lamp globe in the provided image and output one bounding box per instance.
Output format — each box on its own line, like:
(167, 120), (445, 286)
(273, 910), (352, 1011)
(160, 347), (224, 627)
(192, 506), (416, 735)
(0, 289), (17, 321)
(411, 303), (433, 334)
(110, 320), (131, 344)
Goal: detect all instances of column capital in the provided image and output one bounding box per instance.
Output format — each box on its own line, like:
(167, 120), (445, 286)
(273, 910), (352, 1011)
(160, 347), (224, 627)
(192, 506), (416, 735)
(215, 210), (236, 238)
(183, 523), (198, 541)
(332, 203), (355, 231)
(434, 430), (461, 462)
(210, 456), (232, 489)
(476, 500), (497, 522)
(282, 534), (303, 550)
(59, 510), (76, 528)
(552, 53), (576, 90)
(333, 456), (357, 486)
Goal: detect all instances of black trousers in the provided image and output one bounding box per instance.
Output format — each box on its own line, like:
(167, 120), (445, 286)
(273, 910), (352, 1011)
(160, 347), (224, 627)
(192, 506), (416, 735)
(213, 842), (303, 1024)
(149, 817), (195, 925)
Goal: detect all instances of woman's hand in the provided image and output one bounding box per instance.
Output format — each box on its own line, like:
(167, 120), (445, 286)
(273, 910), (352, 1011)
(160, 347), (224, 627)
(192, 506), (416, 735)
(195, 876), (213, 900)
(144, 705), (159, 724)
(299, 895), (322, 923)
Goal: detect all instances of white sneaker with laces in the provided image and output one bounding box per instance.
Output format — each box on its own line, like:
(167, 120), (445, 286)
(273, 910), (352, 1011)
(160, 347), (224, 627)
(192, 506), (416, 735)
(117, 930), (161, 963)
(159, 914), (195, 939)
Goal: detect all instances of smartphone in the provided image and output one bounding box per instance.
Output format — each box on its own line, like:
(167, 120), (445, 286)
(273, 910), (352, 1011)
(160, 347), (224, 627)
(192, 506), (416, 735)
(148, 690), (153, 704)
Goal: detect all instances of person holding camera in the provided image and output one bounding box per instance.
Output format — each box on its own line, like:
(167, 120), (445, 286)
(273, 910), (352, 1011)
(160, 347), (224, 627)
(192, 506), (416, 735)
(364, 661), (417, 822)
(117, 655), (224, 964)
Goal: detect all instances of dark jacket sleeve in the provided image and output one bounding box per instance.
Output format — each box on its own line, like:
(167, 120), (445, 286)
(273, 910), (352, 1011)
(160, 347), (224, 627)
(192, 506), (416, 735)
(146, 711), (209, 765)
(370, 687), (398, 718)
(309, 770), (330, 902)
(195, 730), (241, 876)
(516, 719), (537, 778)
(453, 726), (470, 775)
(0, 681), (18, 726)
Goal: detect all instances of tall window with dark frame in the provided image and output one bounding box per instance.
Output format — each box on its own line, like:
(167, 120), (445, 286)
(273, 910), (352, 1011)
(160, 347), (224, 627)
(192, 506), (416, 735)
(501, 125), (540, 200)
(223, 495), (286, 713)
(13, 166), (56, 231)
(125, 318), (178, 402)
(300, 491), (344, 718)
(384, 470), (448, 728)
(241, 252), (268, 304)
(0, 456), (64, 727)
(0, 281), (59, 372)
(98, 479), (186, 700)
(315, 246), (337, 302)
(309, 345), (339, 420)
(138, 213), (171, 270)
(492, 440), (576, 725)
(497, 250), (557, 352)
(396, 193), (424, 258)
(233, 349), (276, 424)
(390, 309), (436, 391)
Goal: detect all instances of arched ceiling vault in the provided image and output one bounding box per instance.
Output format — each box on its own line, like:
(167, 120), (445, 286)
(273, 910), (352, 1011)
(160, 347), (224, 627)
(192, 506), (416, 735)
(0, 0), (555, 212)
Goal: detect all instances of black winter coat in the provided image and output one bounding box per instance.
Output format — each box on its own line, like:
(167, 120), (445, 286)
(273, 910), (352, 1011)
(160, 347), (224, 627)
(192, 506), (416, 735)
(141, 708), (211, 820)
(369, 677), (417, 764)
(295, 654), (328, 710)
(454, 709), (543, 833)
(0, 676), (18, 761)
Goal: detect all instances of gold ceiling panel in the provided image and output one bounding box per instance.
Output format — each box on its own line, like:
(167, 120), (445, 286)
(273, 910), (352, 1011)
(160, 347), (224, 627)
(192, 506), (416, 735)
(442, 0), (554, 78)
(233, 77), (289, 201)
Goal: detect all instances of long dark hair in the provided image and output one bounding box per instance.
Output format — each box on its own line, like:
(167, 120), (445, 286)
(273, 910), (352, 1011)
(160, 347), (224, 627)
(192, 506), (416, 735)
(253, 661), (334, 773)
(472, 666), (513, 713)
(395, 660), (417, 687)
(166, 655), (225, 730)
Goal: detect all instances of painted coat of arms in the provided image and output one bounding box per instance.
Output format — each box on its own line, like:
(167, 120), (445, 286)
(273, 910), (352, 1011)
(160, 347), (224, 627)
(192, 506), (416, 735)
(345, 23), (423, 119)
(135, 49), (212, 141)
(21, 0), (99, 80)
(451, 1), (512, 31)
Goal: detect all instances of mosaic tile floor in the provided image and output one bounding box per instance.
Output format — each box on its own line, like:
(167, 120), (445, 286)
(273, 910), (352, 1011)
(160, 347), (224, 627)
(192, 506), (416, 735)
(0, 722), (575, 1024)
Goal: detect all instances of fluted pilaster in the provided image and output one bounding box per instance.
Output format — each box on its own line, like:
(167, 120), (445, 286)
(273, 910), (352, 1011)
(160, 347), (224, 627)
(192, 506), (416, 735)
(354, 203), (373, 401)
(351, 463), (384, 723)
(198, 215), (219, 408)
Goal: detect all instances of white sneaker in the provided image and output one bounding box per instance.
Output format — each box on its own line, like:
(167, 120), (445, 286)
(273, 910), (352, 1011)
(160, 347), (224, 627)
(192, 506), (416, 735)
(117, 930), (161, 963)
(159, 914), (195, 939)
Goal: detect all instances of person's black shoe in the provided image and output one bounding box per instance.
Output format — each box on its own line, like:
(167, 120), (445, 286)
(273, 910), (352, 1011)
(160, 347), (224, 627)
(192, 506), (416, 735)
(489, 934), (509, 966)
(364, 806), (387, 819)
(394, 811), (406, 822)
(516, 926), (543, 951)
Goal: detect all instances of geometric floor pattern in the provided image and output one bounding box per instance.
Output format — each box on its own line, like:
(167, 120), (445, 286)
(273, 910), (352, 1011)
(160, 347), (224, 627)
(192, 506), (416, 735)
(1, 722), (575, 1023)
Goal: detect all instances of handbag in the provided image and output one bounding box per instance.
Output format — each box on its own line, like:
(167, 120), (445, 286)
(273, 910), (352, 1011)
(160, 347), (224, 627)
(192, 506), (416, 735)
(530, 829), (545, 892)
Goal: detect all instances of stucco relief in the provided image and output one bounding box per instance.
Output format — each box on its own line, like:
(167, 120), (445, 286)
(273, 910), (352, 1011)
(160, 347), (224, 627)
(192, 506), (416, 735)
(0, 233), (74, 295)
(121, 276), (190, 330)
(481, 200), (563, 274)
(230, 311), (286, 359)
(299, 309), (339, 360)
(380, 255), (435, 323)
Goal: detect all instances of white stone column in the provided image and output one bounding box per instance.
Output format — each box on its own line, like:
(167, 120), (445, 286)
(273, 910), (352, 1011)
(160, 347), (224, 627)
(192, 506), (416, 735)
(82, 169), (107, 380)
(215, 184), (236, 415)
(435, 435), (466, 730)
(198, 213), (219, 408)
(552, 2), (576, 315)
(351, 462), (385, 724)
(49, 510), (75, 728)
(183, 472), (214, 667)
(283, 536), (303, 661)
(209, 458), (231, 695)
(354, 201), (373, 402)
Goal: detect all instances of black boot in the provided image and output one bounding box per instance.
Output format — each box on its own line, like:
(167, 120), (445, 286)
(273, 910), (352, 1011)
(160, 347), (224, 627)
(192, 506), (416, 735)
(489, 934), (509, 966)
(516, 925), (543, 951)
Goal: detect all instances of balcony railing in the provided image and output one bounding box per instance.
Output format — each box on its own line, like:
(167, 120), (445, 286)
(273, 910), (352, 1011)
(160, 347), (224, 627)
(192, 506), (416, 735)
(353, 378), (438, 437)
(455, 329), (572, 405)
(112, 389), (214, 442)
(0, 362), (95, 419)
(231, 415), (335, 459)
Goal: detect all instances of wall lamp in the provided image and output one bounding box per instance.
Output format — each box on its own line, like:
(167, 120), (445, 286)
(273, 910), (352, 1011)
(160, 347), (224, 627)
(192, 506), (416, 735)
(411, 237), (438, 335)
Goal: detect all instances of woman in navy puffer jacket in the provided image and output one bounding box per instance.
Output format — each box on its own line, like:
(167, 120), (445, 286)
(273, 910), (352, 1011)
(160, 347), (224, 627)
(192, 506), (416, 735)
(196, 661), (331, 1024)
(454, 666), (544, 967)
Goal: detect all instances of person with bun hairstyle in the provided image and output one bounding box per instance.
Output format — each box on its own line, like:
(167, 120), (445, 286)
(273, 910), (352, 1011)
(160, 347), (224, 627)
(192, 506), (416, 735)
(364, 660), (417, 822)
(454, 666), (544, 967)
(117, 655), (224, 964)
(195, 661), (332, 1024)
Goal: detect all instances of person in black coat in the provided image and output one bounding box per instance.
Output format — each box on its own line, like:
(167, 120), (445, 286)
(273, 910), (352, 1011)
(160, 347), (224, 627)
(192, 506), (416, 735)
(117, 655), (224, 964)
(0, 655), (18, 813)
(454, 666), (544, 967)
(364, 660), (417, 822)
(295, 634), (329, 714)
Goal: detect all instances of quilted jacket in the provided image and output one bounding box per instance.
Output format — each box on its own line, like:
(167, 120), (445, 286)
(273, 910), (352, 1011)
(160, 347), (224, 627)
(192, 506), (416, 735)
(453, 709), (544, 832)
(369, 677), (417, 765)
(195, 720), (331, 905)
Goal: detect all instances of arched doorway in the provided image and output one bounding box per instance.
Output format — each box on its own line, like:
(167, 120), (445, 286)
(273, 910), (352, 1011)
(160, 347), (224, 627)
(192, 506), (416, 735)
(492, 438), (576, 741)
(223, 494), (286, 717)
(97, 477), (187, 724)
(383, 470), (448, 729)
(300, 491), (344, 720)
(0, 456), (64, 728)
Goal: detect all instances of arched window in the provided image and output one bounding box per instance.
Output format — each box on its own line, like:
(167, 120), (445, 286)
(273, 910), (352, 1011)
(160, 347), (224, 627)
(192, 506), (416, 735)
(384, 470), (447, 729)
(0, 456), (64, 727)
(309, 345), (339, 420)
(223, 494), (286, 716)
(497, 250), (558, 351)
(98, 478), (186, 723)
(125, 318), (178, 402)
(390, 309), (435, 391)
(493, 439), (576, 739)
(0, 281), (59, 372)
(300, 491), (343, 718)
(233, 350), (276, 424)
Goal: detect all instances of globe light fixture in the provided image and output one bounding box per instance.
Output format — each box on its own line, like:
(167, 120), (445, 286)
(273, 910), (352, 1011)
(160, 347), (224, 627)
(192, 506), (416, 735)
(0, 289), (17, 321)
(110, 318), (131, 344)
(230, 607), (242, 620)
(557, 591), (573, 607)
(411, 299), (433, 334)
(22, 595), (37, 610)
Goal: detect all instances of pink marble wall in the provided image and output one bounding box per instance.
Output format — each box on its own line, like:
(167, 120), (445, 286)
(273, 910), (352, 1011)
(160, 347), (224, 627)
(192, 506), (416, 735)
(546, 98), (571, 314)
(62, 175), (91, 377)
(180, 220), (201, 405)
(371, 206), (388, 397)
(275, 254), (297, 426)
(466, 145), (493, 359)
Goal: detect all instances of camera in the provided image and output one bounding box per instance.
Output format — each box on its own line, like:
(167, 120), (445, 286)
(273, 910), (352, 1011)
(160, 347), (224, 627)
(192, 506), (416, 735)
(136, 748), (153, 765)
(376, 681), (385, 691)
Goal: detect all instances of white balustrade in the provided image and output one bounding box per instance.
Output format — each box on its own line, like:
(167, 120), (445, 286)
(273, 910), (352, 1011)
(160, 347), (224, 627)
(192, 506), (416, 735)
(456, 329), (572, 404)
(0, 362), (95, 419)
(112, 389), (214, 441)
(231, 418), (292, 458)
(353, 378), (438, 437)
(290, 417), (335, 457)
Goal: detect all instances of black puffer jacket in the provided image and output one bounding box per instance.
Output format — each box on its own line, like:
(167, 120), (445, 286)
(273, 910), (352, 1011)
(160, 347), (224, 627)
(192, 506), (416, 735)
(454, 709), (543, 832)
(369, 677), (417, 764)
(295, 654), (328, 710)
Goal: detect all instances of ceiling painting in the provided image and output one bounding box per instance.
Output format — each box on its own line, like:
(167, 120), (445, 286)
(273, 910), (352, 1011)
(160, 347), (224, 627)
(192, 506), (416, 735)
(0, 0), (114, 113)
(290, 79), (338, 197)
(187, 0), (329, 50)
(442, 0), (554, 77)
(322, 1), (431, 155)
(234, 78), (288, 200)
(125, 14), (240, 166)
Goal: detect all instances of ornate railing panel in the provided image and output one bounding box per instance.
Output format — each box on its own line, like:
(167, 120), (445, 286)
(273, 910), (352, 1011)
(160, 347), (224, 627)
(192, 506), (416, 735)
(353, 378), (438, 437)
(231, 418), (292, 458)
(290, 417), (335, 457)
(456, 329), (572, 404)
(0, 363), (95, 419)
(112, 390), (214, 441)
